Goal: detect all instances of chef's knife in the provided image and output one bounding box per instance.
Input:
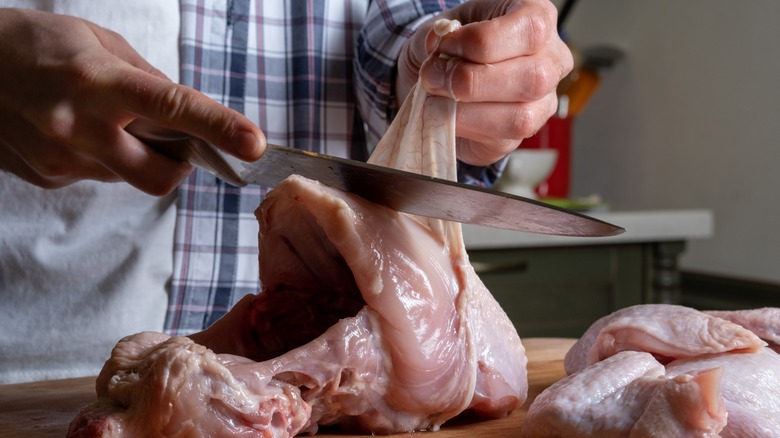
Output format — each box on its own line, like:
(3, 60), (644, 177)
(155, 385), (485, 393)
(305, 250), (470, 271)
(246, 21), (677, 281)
(126, 120), (624, 237)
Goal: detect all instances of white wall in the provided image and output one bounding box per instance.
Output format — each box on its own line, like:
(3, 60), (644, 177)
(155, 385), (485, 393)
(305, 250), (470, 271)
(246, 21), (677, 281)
(558, 1), (780, 284)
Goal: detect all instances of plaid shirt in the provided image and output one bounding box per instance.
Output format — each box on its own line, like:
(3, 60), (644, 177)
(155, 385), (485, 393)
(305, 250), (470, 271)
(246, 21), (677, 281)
(166, 0), (503, 335)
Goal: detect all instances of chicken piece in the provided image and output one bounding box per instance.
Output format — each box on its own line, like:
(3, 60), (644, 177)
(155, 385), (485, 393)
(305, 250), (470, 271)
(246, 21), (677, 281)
(564, 304), (766, 374)
(667, 347), (780, 437)
(554, 304), (780, 437)
(187, 174), (526, 434)
(629, 367), (726, 438)
(68, 332), (310, 438)
(522, 351), (665, 438)
(68, 19), (527, 437)
(521, 351), (726, 437)
(705, 308), (780, 350)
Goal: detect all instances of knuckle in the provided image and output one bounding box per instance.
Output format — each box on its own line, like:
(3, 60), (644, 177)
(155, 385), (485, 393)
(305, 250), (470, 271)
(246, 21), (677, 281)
(41, 104), (78, 144)
(508, 107), (539, 140)
(154, 84), (190, 120)
(523, 60), (559, 100)
(522, 7), (552, 52)
(449, 64), (478, 100)
(470, 33), (494, 62)
(510, 96), (558, 140)
(217, 119), (241, 149)
(455, 25), (492, 62)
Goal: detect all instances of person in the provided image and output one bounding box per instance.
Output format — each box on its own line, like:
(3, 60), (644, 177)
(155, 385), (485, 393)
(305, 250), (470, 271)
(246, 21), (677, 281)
(0, 0), (572, 384)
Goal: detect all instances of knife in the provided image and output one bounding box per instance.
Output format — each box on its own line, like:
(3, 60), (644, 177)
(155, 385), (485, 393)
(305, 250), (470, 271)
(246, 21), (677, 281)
(126, 120), (624, 237)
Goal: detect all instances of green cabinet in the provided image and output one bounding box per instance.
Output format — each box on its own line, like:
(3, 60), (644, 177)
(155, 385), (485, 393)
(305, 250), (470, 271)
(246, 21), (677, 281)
(468, 242), (684, 338)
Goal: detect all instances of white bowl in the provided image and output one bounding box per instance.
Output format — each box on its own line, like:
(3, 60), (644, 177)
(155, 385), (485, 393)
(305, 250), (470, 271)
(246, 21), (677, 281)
(496, 149), (558, 199)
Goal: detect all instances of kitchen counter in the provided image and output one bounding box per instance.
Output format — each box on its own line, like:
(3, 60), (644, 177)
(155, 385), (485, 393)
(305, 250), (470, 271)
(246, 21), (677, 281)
(463, 209), (713, 249)
(463, 209), (714, 338)
(0, 338), (577, 438)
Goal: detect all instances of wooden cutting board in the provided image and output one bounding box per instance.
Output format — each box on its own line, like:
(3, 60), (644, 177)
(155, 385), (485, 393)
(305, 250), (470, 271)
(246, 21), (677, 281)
(0, 338), (575, 438)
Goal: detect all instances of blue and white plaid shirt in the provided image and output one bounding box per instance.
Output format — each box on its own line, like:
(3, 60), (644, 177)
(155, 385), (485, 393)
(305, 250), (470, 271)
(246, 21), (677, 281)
(166, 0), (504, 335)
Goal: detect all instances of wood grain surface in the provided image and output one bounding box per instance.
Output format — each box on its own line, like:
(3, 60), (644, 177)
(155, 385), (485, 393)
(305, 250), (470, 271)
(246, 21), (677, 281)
(0, 338), (576, 437)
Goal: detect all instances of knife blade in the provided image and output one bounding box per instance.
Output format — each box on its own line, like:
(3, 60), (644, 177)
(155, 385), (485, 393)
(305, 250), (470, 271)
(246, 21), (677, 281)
(126, 120), (624, 237)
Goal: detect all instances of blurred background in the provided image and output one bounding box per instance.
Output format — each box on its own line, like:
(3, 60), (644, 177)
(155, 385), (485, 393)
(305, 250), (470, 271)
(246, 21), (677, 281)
(554, 0), (780, 290)
(475, 0), (780, 337)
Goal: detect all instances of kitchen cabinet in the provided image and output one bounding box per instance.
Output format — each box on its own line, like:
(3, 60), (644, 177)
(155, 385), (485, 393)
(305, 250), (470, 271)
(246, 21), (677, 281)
(463, 210), (713, 338)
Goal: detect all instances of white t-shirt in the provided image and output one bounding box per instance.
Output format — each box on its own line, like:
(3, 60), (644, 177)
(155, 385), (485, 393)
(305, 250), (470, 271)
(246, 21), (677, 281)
(0, 1), (180, 383)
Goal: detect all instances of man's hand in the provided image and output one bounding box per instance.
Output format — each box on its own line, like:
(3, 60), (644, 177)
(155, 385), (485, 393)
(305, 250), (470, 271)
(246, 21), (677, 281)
(397, 0), (573, 166)
(0, 8), (265, 195)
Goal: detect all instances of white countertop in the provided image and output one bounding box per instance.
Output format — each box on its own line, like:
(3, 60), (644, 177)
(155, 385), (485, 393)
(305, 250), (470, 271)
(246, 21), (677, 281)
(463, 209), (714, 250)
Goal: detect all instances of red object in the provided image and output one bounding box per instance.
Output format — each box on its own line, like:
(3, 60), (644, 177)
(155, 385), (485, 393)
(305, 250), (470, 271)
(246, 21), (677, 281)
(520, 116), (572, 198)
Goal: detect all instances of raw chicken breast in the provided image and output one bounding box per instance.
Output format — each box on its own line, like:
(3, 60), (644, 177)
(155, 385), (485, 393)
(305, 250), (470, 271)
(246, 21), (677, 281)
(68, 19), (527, 437)
(521, 351), (726, 437)
(564, 304), (765, 374)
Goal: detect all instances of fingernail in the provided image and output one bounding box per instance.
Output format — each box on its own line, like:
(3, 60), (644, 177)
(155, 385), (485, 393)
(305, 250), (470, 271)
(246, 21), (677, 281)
(232, 130), (263, 159)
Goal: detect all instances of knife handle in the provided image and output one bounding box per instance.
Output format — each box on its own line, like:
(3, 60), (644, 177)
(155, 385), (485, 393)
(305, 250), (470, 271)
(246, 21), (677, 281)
(125, 119), (246, 186)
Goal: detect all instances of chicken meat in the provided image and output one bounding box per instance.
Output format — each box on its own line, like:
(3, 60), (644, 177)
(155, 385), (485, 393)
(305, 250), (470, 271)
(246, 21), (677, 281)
(704, 308), (780, 351)
(525, 304), (780, 437)
(67, 19), (527, 438)
(521, 351), (726, 437)
(564, 304), (765, 375)
(666, 347), (780, 437)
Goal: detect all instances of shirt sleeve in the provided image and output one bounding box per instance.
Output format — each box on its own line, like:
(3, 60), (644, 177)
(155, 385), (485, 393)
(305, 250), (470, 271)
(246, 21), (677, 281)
(457, 156), (509, 187)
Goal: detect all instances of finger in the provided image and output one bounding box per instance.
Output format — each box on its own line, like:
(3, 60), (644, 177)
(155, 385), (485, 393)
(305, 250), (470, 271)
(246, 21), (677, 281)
(95, 66), (265, 162)
(0, 139), (79, 189)
(0, 114), (118, 187)
(421, 52), (563, 103)
(81, 124), (195, 195)
(454, 91), (558, 164)
(456, 138), (515, 168)
(436, 0), (558, 63)
(0, 110), (192, 195)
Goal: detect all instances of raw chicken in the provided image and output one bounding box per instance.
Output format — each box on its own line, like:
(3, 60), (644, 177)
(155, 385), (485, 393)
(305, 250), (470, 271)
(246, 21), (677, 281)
(705, 308), (780, 350)
(68, 19), (527, 437)
(527, 304), (780, 437)
(521, 351), (726, 437)
(522, 351), (667, 437)
(67, 332), (311, 437)
(564, 304), (765, 375)
(630, 367), (726, 438)
(666, 348), (780, 438)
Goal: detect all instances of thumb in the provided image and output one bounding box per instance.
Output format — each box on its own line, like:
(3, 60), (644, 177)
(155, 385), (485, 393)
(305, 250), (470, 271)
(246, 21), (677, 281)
(85, 22), (265, 161)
